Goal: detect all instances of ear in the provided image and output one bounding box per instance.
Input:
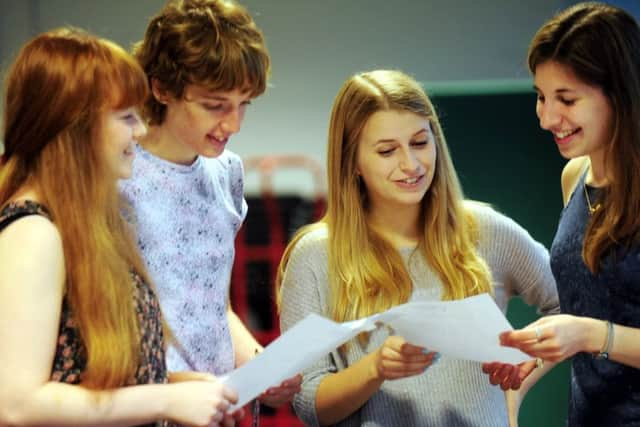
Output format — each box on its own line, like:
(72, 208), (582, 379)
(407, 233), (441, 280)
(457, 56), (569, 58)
(150, 78), (170, 104)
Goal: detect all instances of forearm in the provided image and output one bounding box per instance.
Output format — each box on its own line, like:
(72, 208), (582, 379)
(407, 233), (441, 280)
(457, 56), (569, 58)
(228, 308), (261, 367)
(315, 351), (383, 426)
(504, 390), (519, 427)
(0, 382), (175, 427)
(605, 323), (640, 369)
(571, 317), (640, 368)
(503, 360), (556, 427)
(518, 359), (556, 399)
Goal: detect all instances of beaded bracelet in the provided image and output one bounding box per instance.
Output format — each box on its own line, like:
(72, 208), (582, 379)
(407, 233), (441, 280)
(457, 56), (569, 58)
(593, 320), (614, 360)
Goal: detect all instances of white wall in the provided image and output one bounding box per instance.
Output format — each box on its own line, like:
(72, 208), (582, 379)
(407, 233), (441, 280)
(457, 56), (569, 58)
(0, 0), (589, 193)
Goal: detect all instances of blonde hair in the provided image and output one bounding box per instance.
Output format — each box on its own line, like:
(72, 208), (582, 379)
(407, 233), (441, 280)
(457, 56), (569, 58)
(1, 28), (153, 388)
(134, 0), (271, 125)
(277, 70), (492, 325)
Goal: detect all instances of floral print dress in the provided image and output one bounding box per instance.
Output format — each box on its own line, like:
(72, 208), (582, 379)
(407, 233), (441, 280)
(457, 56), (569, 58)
(0, 200), (170, 427)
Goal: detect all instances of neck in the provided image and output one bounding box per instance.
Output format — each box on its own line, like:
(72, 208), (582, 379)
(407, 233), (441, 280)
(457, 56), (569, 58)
(10, 187), (41, 204)
(367, 203), (421, 248)
(140, 125), (198, 166)
(586, 150), (608, 187)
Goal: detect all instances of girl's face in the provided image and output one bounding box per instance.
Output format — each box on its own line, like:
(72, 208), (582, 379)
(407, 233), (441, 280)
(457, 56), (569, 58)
(355, 109), (437, 214)
(99, 107), (146, 180)
(158, 84), (252, 164)
(534, 60), (614, 161)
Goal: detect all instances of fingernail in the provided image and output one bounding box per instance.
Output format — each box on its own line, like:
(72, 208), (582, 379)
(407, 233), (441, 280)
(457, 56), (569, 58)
(432, 353), (441, 364)
(422, 348), (430, 355)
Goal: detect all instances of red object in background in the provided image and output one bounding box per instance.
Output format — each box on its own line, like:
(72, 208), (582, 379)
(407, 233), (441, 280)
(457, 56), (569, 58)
(231, 156), (325, 427)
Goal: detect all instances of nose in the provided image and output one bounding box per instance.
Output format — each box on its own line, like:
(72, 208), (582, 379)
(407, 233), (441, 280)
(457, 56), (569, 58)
(537, 102), (561, 130)
(220, 108), (243, 135)
(132, 113), (147, 139)
(399, 148), (420, 173)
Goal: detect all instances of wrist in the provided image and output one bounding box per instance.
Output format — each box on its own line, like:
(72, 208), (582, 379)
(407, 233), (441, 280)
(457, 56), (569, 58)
(592, 320), (614, 360)
(365, 350), (385, 385)
(581, 317), (608, 354)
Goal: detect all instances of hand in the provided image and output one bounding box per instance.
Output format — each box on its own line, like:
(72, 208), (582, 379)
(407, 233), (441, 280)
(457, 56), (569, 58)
(499, 315), (601, 363)
(166, 380), (238, 427)
(259, 374), (303, 408)
(481, 359), (537, 390)
(219, 407), (245, 427)
(372, 335), (437, 381)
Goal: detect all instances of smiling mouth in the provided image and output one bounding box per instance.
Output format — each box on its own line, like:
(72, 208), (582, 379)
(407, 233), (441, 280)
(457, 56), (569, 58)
(398, 175), (422, 184)
(208, 134), (228, 145)
(554, 128), (580, 139)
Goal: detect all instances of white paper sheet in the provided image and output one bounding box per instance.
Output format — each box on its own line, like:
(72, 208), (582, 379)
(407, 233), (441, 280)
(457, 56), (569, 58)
(375, 293), (531, 364)
(221, 293), (530, 410)
(220, 313), (378, 409)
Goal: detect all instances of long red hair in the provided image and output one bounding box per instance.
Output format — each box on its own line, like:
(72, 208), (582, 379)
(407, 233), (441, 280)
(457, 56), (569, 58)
(1, 27), (153, 388)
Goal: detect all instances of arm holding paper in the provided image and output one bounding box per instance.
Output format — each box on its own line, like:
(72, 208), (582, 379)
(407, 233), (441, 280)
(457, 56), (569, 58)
(278, 228), (436, 426)
(313, 336), (434, 426)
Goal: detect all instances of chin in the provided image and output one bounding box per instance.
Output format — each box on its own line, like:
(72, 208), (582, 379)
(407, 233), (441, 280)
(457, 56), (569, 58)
(558, 147), (581, 160)
(117, 168), (133, 180)
(397, 197), (424, 207)
(201, 147), (225, 159)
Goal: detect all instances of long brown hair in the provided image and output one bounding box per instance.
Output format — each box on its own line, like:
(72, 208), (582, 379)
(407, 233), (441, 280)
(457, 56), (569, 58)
(276, 70), (492, 324)
(1, 27), (152, 388)
(528, 2), (640, 272)
(134, 0), (271, 125)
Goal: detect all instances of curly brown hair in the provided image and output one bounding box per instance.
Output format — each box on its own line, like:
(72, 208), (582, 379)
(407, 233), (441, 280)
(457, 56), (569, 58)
(134, 0), (270, 125)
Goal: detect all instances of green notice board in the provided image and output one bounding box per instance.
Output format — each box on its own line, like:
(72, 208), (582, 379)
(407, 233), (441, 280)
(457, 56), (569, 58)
(430, 83), (570, 427)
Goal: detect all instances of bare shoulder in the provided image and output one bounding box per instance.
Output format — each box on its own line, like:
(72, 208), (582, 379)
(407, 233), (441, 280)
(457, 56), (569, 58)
(0, 215), (64, 282)
(0, 214), (61, 249)
(560, 157), (589, 207)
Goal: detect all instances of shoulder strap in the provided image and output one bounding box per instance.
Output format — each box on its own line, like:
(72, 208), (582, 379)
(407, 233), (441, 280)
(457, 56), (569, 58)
(0, 202), (50, 232)
(0, 211), (44, 232)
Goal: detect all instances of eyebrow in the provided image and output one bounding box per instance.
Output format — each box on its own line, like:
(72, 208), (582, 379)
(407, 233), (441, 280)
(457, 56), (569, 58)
(199, 94), (229, 101)
(533, 85), (576, 94)
(374, 128), (430, 144)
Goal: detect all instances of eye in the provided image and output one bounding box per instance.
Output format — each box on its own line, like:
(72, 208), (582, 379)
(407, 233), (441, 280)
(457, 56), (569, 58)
(120, 112), (139, 124)
(202, 103), (224, 111)
(559, 98), (576, 106)
(536, 94), (545, 103)
(411, 140), (429, 148)
(377, 147), (395, 156)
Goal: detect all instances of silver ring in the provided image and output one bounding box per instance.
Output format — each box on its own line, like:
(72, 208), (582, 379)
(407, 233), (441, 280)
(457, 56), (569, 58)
(535, 327), (542, 342)
(536, 357), (544, 369)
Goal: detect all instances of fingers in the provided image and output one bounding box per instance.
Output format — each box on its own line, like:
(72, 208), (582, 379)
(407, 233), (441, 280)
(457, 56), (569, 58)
(207, 410), (224, 426)
(374, 336), (442, 380)
(259, 374), (303, 408)
(481, 362), (500, 374)
(517, 360), (538, 381)
(500, 365), (521, 391)
(485, 363), (514, 388)
(500, 329), (540, 346)
(378, 350), (438, 380)
(267, 375), (303, 394)
(221, 386), (238, 405)
(383, 335), (421, 354)
(482, 359), (541, 391)
(221, 413), (237, 427)
(231, 408), (245, 420)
